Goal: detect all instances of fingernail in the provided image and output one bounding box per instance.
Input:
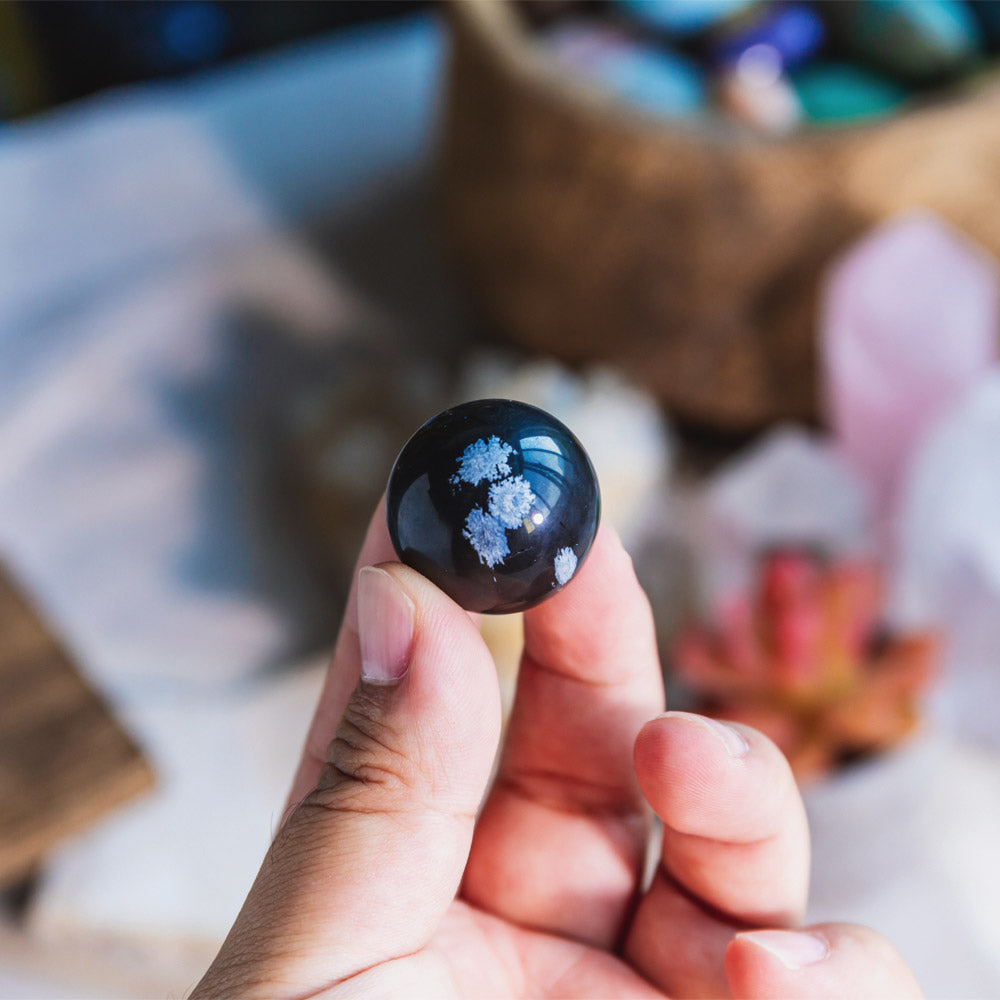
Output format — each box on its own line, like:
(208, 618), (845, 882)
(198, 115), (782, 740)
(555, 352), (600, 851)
(668, 712), (750, 758)
(358, 566), (415, 684)
(737, 929), (830, 969)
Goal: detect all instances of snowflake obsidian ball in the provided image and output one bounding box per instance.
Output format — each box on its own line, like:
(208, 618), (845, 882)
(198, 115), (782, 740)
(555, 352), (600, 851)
(386, 399), (600, 613)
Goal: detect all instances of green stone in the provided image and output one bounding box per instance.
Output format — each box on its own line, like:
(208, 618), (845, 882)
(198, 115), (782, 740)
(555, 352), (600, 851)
(792, 62), (910, 125)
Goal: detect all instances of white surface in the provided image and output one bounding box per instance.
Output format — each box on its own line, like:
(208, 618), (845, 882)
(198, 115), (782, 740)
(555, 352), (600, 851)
(805, 732), (1000, 998)
(0, 109), (345, 702)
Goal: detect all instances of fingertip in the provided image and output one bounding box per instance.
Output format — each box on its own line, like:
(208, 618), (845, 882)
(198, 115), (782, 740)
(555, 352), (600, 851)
(730, 928), (831, 972)
(726, 924), (924, 1000)
(633, 711), (809, 928)
(576, 520), (635, 591)
(372, 560), (500, 716)
(636, 711), (750, 769)
(591, 519), (630, 562)
(311, 557), (503, 821)
(634, 712), (788, 842)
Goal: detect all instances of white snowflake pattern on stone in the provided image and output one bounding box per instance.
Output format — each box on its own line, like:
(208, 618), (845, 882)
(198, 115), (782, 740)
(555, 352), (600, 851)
(554, 547), (578, 585)
(450, 436), (514, 487)
(463, 508), (510, 568)
(488, 475), (536, 529)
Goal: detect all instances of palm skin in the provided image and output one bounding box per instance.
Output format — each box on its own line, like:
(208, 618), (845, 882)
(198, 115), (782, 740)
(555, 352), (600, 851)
(194, 506), (922, 1000)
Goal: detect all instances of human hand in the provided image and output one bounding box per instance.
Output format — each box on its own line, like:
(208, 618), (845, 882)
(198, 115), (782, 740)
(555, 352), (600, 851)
(193, 503), (923, 999)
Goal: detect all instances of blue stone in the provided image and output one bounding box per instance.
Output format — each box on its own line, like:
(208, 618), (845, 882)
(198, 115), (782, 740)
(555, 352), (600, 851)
(792, 61), (910, 124)
(833, 0), (983, 81)
(616, 0), (758, 36)
(713, 3), (826, 71)
(597, 42), (707, 117)
(386, 400), (600, 614)
(548, 24), (705, 117)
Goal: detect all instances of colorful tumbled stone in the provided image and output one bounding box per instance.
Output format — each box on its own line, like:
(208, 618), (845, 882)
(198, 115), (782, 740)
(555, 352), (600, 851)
(791, 61), (909, 124)
(615, 0), (759, 37)
(713, 3), (826, 71)
(386, 399), (601, 614)
(548, 23), (706, 117)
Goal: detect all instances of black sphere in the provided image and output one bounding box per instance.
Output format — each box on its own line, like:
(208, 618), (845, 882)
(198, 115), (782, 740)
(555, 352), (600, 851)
(386, 399), (601, 613)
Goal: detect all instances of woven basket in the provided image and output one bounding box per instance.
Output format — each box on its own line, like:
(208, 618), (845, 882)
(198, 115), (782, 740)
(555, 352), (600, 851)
(438, 0), (1000, 431)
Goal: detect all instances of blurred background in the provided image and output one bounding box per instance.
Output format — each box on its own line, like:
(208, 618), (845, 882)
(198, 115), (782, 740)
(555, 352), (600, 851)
(1, 1), (1000, 996)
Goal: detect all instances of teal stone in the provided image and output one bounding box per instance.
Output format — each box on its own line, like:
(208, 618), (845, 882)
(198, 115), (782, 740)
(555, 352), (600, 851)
(616, 0), (759, 37)
(598, 43), (707, 117)
(792, 62), (909, 125)
(832, 0), (983, 81)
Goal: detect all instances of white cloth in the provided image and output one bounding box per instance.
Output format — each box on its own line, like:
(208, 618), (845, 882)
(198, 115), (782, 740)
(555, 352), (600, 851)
(805, 733), (1000, 996)
(0, 15), (447, 1000)
(0, 99), (351, 999)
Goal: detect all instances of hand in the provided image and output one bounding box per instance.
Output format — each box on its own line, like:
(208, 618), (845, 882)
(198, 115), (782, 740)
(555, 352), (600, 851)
(194, 503), (923, 999)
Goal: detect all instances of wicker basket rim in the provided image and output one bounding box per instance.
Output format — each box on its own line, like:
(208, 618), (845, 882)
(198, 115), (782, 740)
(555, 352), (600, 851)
(447, 0), (1000, 150)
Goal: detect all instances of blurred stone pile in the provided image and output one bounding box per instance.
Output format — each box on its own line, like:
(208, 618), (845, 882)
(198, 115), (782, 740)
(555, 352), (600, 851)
(531, 0), (999, 134)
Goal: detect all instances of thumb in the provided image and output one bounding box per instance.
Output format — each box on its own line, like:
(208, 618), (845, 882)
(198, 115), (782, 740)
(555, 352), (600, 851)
(195, 563), (502, 999)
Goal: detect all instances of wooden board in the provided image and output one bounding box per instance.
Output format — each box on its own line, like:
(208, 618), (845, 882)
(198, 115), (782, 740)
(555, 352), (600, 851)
(0, 565), (155, 885)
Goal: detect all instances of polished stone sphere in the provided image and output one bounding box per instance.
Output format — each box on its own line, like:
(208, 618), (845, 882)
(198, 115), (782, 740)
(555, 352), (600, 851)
(386, 399), (600, 613)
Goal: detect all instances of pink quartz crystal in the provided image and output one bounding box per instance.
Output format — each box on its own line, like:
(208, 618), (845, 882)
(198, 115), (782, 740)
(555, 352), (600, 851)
(820, 213), (998, 529)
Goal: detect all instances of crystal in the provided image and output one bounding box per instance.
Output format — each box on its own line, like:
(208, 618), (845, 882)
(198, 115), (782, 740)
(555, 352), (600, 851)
(386, 399), (600, 614)
(820, 213), (998, 527)
(891, 370), (1000, 751)
(700, 426), (873, 610)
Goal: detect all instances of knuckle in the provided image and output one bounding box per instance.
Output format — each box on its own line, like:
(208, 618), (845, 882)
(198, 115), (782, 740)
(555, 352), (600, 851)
(310, 687), (422, 811)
